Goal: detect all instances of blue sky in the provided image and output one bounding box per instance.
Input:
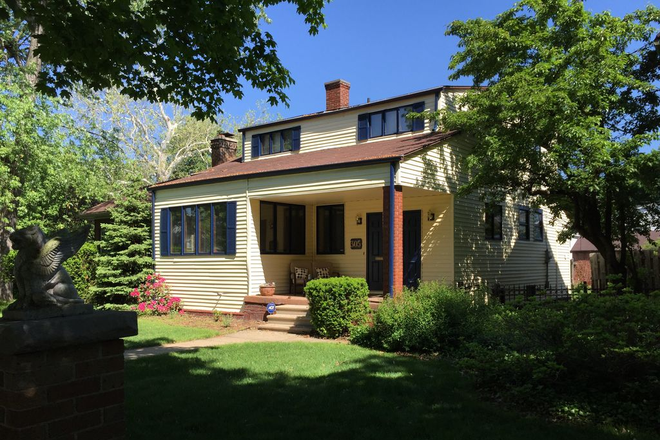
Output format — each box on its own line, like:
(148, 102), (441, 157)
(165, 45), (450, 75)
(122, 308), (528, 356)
(220, 0), (658, 122)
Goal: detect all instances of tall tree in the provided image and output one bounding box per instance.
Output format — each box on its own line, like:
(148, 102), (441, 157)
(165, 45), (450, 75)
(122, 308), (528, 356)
(1, 0), (328, 119)
(431, 0), (660, 285)
(0, 67), (109, 299)
(90, 179), (152, 305)
(71, 89), (275, 184)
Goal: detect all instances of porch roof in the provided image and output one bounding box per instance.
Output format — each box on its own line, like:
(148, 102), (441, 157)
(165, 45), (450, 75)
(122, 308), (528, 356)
(150, 130), (458, 190)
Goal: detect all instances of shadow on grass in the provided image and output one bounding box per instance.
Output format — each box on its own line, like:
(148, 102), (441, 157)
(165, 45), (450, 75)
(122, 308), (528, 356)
(124, 337), (176, 350)
(125, 343), (649, 440)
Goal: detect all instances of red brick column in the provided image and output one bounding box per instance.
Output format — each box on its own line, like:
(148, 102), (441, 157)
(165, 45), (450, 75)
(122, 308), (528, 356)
(0, 311), (136, 440)
(383, 185), (403, 296)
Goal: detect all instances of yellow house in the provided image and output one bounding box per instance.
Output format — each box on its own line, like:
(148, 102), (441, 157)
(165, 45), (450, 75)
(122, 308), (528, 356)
(149, 80), (572, 313)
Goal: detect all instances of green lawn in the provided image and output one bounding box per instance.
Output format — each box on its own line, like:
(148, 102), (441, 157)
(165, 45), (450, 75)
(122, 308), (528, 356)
(125, 343), (655, 440)
(123, 316), (220, 349)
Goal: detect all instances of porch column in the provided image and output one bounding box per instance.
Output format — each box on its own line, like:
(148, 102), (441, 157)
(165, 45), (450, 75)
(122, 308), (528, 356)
(383, 183), (403, 297)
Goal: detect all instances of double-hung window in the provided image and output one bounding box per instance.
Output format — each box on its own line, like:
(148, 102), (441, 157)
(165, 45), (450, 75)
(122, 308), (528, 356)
(485, 203), (503, 240)
(260, 202), (305, 254)
(160, 202), (237, 256)
(518, 207), (530, 240)
(317, 205), (344, 254)
(358, 102), (425, 140)
(531, 209), (544, 242)
(251, 127), (301, 158)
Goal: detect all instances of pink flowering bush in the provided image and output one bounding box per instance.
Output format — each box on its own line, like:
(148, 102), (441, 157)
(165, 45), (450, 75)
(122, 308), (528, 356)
(130, 274), (183, 316)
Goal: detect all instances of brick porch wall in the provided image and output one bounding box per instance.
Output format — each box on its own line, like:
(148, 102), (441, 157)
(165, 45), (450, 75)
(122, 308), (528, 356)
(572, 252), (593, 286)
(382, 185), (403, 296)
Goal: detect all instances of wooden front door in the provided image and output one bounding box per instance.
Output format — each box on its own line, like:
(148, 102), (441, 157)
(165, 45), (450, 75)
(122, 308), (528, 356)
(403, 210), (422, 289)
(366, 212), (383, 291)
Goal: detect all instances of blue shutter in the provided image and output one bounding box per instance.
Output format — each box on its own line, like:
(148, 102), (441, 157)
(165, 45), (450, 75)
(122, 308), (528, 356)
(159, 208), (169, 256)
(412, 102), (425, 132)
(251, 135), (260, 158)
(226, 201), (237, 255)
(358, 114), (369, 140)
(292, 127), (301, 151)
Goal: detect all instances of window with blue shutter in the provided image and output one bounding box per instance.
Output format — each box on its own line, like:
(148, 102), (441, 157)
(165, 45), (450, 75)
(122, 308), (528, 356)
(292, 127), (301, 151)
(357, 101), (426, 140)
(226, 201), (237, 255)
(251, 135), (260, 158)
(160, 202), (237, 257)
(160, 208), (169, 256)
(249, 127), (301, 157)
(357, 114), (369, 140)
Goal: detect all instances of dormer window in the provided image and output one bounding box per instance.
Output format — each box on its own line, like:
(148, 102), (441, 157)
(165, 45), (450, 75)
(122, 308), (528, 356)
(358, 102), (425, 140)
(251, 126), (301, 158)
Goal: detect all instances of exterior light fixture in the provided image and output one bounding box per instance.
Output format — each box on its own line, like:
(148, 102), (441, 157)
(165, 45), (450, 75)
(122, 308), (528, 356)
(427, 210), (435, 221)
(356, 214), (362, 225)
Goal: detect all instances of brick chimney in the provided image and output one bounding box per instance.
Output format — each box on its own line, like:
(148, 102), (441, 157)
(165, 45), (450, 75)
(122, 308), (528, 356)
(210, 132), (237, 167)
(324, 79), (350, 111)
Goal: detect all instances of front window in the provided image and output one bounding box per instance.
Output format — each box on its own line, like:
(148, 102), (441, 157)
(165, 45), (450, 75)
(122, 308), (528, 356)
(169, 208), (182, 254)
(260, 202), (305, 254)
(485, 203), (502, 240)
(518, 207), (530, 240)
(198, 205), (212, 254)
(317, 205), (345, 254)
(183, 206), (196, 254)
(214, 204), (227, 253)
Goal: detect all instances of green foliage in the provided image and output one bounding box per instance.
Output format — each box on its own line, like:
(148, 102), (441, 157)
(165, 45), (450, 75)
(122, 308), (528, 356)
(91, 180), (152, 305)
(353, 284), (660, 431)
(62, 241), (99, 303)
(427, 0), (660, 279)
(351, 282), (491, 353)
(304, 277), (370, 338)
(2, 0), (328, 119)
(0, 250), (16, 284)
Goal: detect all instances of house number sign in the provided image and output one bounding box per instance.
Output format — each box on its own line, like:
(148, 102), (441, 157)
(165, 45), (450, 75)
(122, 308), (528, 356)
(350, 238), (362, 250)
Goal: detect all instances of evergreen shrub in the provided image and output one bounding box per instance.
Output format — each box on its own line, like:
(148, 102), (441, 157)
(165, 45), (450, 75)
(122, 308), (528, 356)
(304, 277), (369, 338)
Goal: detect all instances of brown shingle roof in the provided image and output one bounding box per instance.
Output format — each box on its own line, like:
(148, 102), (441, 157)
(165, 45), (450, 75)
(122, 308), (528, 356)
(150, 130), (458, 190)
(80, 200), (116, 218)
(570, 232), (660, 253)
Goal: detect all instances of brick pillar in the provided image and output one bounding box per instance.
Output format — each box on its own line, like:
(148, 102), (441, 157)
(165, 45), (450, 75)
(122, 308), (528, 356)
(383, 185), (403, 296)
(0, 311), (137, 440)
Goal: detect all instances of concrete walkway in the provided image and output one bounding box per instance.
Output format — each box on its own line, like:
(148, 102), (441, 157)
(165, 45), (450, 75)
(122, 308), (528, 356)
(124, 329), (344, 361)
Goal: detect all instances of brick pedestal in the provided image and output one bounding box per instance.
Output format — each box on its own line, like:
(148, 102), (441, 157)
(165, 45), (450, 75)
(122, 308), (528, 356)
(0, 311), (137, 440)
(383, 185), (403, 296)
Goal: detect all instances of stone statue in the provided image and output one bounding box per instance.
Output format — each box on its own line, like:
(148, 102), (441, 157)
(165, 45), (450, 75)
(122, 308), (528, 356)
(5, 225), (91, 318)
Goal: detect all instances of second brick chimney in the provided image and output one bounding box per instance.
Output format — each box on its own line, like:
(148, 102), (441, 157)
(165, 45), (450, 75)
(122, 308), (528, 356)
(210, 133), (237, 167)
(324, 79), (350, 111)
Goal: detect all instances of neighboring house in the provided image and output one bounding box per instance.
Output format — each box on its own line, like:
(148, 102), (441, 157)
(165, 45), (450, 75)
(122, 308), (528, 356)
(571, 232), (660, 286)
(80, 200), (115, 241)
(149, 80), (572, 312)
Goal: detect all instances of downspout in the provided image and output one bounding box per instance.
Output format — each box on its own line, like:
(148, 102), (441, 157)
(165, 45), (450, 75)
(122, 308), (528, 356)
(389, 162), (395, 298)
(151, 190), (156, 269)
(433, 91), (439, 132)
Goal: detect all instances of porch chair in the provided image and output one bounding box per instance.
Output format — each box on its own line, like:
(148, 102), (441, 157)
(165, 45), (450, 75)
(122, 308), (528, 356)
(289, 260), (313, 295)
(312, 261), (340, 279)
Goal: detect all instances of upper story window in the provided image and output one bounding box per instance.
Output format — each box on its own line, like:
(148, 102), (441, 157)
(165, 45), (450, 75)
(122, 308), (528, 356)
(518, 207), (543, 242)
(357, 102), (425, 141)
(251, 127), (301, 158)
(485, 203), (503, 240)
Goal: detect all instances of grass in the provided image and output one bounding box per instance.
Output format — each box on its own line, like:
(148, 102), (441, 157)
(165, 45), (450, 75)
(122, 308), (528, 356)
(123, 316), (221, 349)
(125, 343), (657, 440)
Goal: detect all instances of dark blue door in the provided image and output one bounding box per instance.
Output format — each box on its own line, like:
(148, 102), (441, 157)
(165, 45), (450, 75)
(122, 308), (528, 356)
(403, 210), (422, 289)
(366, 213), (383, 292)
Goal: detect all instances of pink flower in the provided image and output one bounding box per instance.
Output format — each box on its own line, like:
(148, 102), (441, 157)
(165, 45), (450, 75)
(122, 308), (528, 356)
(130, 289), (139, 298)
(178, 309), (185, 315)
(146, 304), (154, 310)
(172, 297), (181, 303)
(147, 274), (152, 281)
(138, 303), (146, 312)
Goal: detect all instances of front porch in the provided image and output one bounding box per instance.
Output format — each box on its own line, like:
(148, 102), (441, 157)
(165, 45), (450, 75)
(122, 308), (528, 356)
(247, 184), (454, 297)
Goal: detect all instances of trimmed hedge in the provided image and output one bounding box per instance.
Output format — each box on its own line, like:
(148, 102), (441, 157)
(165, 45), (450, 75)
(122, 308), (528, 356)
(304, 277), (370, 338)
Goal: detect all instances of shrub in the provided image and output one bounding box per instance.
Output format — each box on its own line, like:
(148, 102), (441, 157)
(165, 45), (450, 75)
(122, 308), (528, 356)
(0, 250), (16, 284)
(129, 274), (183, 316)
(304, 277), (370, 338)
(351, 282), (492, 353)
(62, 241), (99, 303)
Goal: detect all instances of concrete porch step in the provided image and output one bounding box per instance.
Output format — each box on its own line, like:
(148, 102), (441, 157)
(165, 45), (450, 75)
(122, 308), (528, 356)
(258, 323), (314, 334)
(267, 314), (311, 325)
(271, 304), (310, 314)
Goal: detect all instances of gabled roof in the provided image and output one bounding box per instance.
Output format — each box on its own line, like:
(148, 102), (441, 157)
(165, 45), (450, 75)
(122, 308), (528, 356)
(150, 130), (458, 190)
(238, 85), (476, 133)
(80, 200), (116, 219)
(571, 232), (660, 253)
